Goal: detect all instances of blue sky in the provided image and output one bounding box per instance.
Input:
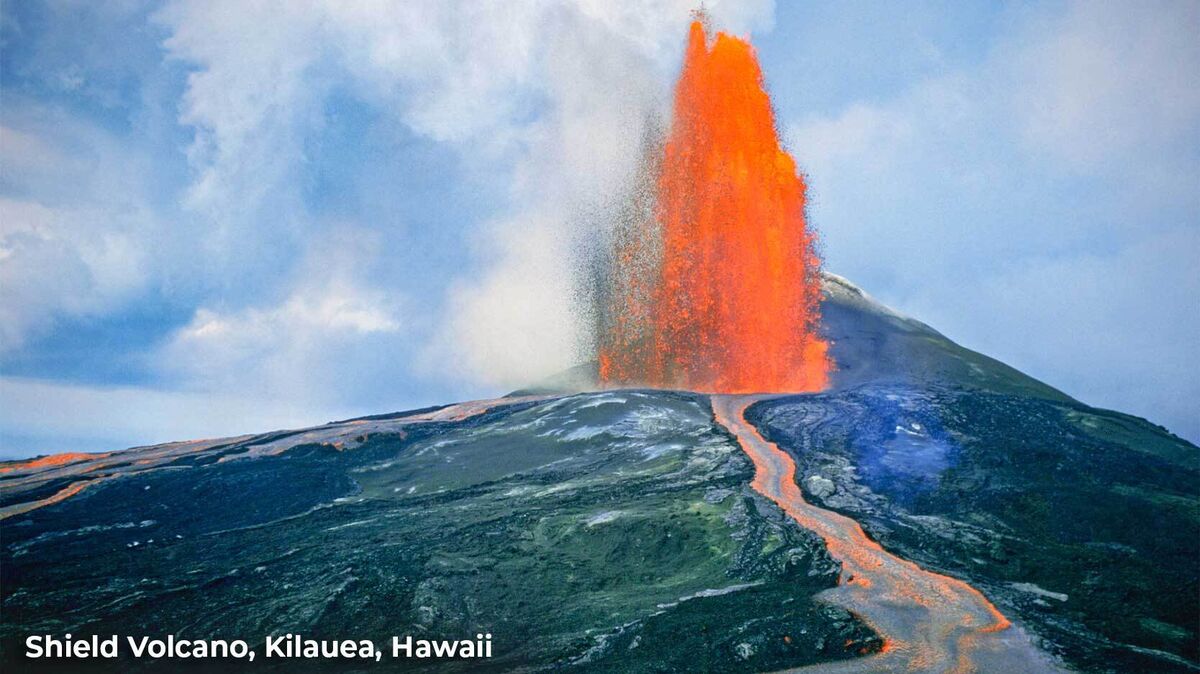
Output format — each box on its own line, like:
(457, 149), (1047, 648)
(1, 0), (1197, 457)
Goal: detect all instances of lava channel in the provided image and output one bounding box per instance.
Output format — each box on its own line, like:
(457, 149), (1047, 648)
(712, 395), (1066, 673)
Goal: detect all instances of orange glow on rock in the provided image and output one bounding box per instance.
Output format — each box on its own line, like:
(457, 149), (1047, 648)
(598, 20), (830, 393)
(0, 452), (106, 474)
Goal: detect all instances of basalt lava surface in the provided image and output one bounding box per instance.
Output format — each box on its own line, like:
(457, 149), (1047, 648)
(2, 391), (879, 673)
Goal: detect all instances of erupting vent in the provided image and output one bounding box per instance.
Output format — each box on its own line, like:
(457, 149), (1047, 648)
(597, 19), (830, 393)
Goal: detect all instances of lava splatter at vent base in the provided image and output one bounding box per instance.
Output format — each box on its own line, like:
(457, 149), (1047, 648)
(597, 19), (830, 394)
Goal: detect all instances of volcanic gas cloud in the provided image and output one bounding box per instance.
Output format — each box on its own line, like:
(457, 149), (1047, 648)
(596, 19), (830, 393)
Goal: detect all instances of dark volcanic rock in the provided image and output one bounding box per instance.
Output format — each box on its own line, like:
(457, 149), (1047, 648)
(745, 277), (1200, 674)
(1, 392), (876, 673)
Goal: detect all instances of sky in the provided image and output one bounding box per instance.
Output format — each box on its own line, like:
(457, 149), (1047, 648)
(0, 0), (1197, 458)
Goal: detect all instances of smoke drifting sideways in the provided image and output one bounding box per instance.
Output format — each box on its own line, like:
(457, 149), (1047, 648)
(585, 18), (831, 394)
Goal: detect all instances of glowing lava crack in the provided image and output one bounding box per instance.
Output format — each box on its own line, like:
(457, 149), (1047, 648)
(712, 395), (1066, 673)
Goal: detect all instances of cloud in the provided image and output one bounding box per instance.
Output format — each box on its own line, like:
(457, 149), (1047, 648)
(155, 0), (325, 276)
(1012, 0), (1200, 171)
(433, 2), (776, 388)
(789, 102), (917, 195)
(419, 5), (675, 387)
(430, 210), (582, 387)
(785, 0), (1200, 440)
(3, 0), (780, 456)
(149, 0), (777, 390)
(0, 110), (156, 352)
(158, 227), (403, 405)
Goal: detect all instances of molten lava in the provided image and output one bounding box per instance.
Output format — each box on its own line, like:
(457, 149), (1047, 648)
(597, 19), (830, 393)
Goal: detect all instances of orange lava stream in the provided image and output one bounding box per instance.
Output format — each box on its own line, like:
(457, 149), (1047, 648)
(0, 396), (552, 517)
(712, 395), (1063, 673)
(598, 19), (829, 393)
(0, 480), (99, 520)
(0, 452), (108, 474)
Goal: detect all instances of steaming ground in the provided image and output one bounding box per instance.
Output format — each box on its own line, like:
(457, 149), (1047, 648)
(2, 274), (1197, 673)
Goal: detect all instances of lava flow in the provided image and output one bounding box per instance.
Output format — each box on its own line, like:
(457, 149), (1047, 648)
(712, 396), (1065, 673)
(597, 19), (830, 393)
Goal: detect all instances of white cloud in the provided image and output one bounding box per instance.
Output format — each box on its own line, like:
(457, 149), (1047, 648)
(785, 1), (1200, 441)
(1012, 0), (1200, 170)
(0, 113), (156, 352)
(159, 227), (403, 402)
(156, 0), (325, 267)
(2, 1), (778, 456)
(430, 210), (582, 387)
(152, 0), (777, 390)
(789, 103), (913, 179)
(437, 2), (775, 387)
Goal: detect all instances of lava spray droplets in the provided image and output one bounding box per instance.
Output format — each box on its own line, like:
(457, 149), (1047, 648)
(597, 19), (830, 393)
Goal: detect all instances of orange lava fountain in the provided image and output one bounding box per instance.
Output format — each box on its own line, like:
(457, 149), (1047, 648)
(597, 19), (830, 393)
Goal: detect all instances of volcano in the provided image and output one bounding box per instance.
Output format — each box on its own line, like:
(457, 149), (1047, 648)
(3, 274), (1197, 673)
(3, 14), (1197, 674)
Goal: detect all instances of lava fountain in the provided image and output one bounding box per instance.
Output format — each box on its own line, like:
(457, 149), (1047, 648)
(597, 19), (830, 393)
